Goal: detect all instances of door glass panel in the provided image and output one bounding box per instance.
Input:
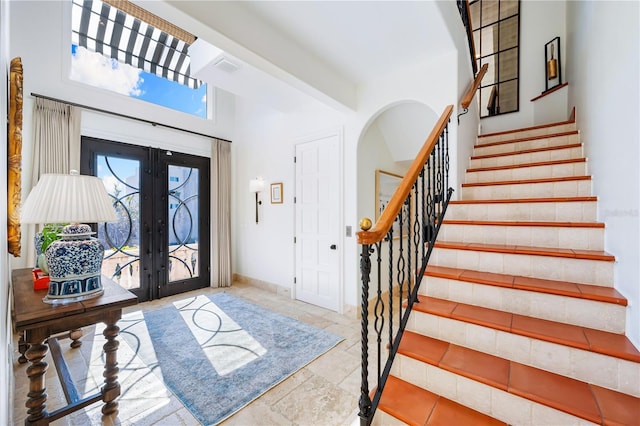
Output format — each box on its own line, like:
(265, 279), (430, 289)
(97, 155), (141, 289)
(168, 165), (200, 282)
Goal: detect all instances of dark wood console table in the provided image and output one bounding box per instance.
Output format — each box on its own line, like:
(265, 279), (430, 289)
(12, 268), (138, 425)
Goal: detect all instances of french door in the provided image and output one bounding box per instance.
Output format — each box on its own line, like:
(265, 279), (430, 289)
(81, 137), (210, 302)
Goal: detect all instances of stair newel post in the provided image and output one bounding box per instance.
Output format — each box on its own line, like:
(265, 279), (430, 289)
(358, 241), (373, 426)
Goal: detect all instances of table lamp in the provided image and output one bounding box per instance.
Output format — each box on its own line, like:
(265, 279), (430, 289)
(21, 171), (117, 303)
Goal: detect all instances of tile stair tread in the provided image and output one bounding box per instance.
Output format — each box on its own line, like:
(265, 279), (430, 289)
(467, 157), (586, 173)
(450, 196), (597, 204)
(397, 330), (640, 425)
(471, 143), (582, 160)
(478, 119), (575, 139)
(425, 264), (626, 305)
(411, 295), (640, 363)
(461, 175), (591, 187)
(398, 331), (640, 424)
(474, 130), (579, 149)
(442, 219), (604, 228)
(433, 241), (615, 261)
(377, 375), (507, 426)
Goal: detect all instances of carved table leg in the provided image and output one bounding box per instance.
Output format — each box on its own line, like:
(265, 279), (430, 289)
(69, 328), (83, 348)
(18, 331), (28, 364)
(101, 311), (121, 416)
(24, 331), (49, 425)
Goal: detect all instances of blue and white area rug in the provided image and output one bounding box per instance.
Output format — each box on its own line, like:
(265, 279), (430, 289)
(119, 292), (343, 425)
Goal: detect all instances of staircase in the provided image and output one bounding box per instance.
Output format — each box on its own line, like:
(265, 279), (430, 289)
(373, 119), (640, 425)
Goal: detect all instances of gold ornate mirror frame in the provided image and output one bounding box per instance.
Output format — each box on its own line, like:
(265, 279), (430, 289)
(8, 57), (23, 257)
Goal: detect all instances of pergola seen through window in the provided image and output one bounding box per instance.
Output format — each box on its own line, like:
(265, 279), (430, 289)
(70, 0), (208, 118)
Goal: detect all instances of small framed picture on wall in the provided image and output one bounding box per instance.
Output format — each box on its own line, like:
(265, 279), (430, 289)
(270, 183), (283, 204)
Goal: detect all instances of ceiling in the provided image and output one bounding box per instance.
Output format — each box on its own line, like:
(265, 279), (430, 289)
(237, 1), (454, 83)
(157, 0), (457, 111)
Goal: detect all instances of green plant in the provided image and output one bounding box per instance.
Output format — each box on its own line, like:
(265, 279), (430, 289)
(40, 223), (65, 252)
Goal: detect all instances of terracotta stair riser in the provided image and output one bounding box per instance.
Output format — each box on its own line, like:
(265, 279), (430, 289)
(473, 134), (580, 157)
(406, 311), (640, 396)
(446, 201), (598, 222)
(466, 162), (587, 184)
(389, 356), (595, 426)
(461, 179), (592, 200)
(430, 247), (614, 286)
(422, 276), (625, 333)
(470, 146), (583, 169)
(478, 123), (577, 145)
(438, 223), (604, 251)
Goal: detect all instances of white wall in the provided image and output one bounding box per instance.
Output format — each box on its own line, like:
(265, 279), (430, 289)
(1, 1), (11, 423)
(232, 99), (346, 298)
(439, 0), (481, 198)
(566, 0), (640, 346)
(358, 121), (411, 227)
(479, 0), (568, 134)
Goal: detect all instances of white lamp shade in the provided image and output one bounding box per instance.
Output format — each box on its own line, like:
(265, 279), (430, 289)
(249, 178), (265, 193)
(21, 172), (117, 224)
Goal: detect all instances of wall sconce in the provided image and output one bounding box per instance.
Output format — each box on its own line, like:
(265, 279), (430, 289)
(249, 177), (265, 224)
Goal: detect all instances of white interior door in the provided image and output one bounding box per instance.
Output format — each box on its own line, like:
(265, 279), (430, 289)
(295, 132), (341, 312)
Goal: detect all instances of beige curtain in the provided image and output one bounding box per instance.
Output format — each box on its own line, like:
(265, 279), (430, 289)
(25, 98), (81, 265)
(211, 139), (232, 287)
(31, 98), (81, 183)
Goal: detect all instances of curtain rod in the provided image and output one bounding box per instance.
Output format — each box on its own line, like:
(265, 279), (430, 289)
(30, 92), (232, 144)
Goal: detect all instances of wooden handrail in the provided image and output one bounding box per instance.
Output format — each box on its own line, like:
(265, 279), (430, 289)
(460, 63), (489, 110)
(357, 105), (454, 245)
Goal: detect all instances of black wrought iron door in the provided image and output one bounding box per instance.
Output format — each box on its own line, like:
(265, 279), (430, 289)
(81, 137), (210, 302)
(156, 150), (210, 298)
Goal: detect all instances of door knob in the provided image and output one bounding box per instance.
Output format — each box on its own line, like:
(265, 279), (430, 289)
(330, 244), (337, 250)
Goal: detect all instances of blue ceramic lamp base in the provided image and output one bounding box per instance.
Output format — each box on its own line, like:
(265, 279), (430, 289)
(43, 224), (106, 304)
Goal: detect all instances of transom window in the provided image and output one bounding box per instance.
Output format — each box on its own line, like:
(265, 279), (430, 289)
(70, 0), (207, 118)
(470, 0), (520, 118)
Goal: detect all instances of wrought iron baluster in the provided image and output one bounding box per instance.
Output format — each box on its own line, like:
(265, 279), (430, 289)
(444, 125), (450, 201)
(387, 230), (394, 351)
(397, 205), (405, 327)
(420, 169), (426, 260)
(373, 243), (384, 389)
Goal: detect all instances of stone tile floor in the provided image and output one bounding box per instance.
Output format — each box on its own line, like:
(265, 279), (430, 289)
(12, 281), (376, 425)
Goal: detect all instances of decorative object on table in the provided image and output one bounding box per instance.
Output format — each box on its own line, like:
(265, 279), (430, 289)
(249, 177), (265, 224)
(119, 292), (343, 425)
(21, 171), (117, 303)
(31, 269), (50, 291)
(270, 182), (283, 204)
(7, 57), (23, 257)
(545, 37), (562, 91)
(34, 223), (65, 274)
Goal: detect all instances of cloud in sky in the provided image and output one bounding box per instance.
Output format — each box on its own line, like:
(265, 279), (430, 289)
(71, 46), (142, 96)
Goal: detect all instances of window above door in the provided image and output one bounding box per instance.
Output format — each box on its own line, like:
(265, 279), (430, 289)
(70, 0), (209, 118)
